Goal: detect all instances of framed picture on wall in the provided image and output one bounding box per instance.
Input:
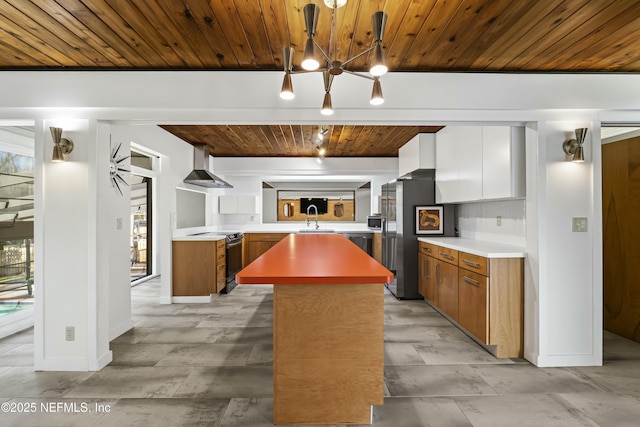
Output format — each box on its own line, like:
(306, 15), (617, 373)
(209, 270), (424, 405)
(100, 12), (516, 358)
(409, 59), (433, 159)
(415, 206), (444, 235)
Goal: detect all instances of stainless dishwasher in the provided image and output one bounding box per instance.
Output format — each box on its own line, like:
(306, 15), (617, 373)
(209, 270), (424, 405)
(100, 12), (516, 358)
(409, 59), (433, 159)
(342, 232), (373, 256)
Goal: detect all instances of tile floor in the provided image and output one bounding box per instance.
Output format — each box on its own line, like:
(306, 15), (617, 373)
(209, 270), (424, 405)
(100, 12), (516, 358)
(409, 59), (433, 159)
(0, 277), (639, 426)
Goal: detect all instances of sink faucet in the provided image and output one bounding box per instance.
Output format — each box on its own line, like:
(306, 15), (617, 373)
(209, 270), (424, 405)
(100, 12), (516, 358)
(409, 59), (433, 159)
(306, 204), (319, 229)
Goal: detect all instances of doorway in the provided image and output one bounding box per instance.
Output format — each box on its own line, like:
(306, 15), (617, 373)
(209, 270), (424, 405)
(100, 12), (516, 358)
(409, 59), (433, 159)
(601, 125), (640, 344)
(0, 126), (35, 337)
(130, 174), (152, 282)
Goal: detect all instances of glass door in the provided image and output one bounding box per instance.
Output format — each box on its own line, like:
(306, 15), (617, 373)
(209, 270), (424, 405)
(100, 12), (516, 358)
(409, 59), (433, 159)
(0, 132), (35, 319)
(130, 174), (152, 282)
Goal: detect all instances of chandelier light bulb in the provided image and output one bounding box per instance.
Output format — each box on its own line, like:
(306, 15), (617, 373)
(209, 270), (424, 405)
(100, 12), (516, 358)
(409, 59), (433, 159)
(324, 0), (347, 8)
(302, 37), (320, 70)
(280, 73), (295, 100)
(370, 44), (388, 77)
(321, 92), (334, 115)
(370, 78), (384, 105)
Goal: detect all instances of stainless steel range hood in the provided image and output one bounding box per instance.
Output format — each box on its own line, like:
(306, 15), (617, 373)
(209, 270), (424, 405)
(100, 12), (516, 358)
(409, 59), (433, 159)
(183, 144), (233, 188)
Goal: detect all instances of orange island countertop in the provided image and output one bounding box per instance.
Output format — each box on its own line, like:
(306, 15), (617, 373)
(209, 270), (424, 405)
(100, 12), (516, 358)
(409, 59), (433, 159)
(235, 233), (393, 425)
(236, 233), (393, 285)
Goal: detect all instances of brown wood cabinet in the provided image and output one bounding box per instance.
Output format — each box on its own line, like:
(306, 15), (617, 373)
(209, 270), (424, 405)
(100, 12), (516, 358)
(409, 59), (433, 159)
(372, 232), (382, 264)
(172, 238), (226, 296)
(242, 233), (290, 267)
(458, 269), (488, 343)
(436, 258), (459, 321)
(418, 241), (524, 358)
(215, 239), (226, 293)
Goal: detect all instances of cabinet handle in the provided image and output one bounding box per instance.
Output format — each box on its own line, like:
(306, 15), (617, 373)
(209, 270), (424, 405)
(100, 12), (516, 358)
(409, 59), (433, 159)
(436, 263), (440, 284)
(426, 247), (432, 252)
(440, 253), (454, 260)
(462, 259), (480, 268)
(463, 276), (480, 286)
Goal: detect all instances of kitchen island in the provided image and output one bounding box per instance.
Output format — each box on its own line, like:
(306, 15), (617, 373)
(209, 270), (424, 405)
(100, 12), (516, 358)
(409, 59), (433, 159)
(236, 233), (393, 425)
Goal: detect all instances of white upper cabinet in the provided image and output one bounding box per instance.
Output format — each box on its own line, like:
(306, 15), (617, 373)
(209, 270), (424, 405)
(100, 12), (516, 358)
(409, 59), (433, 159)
(435, 126), (460, 203)
(435, 126), (525, 203)
(398, 133), (436, 177)
(218, 195), (257, 214)
(482, 126), (525, 200)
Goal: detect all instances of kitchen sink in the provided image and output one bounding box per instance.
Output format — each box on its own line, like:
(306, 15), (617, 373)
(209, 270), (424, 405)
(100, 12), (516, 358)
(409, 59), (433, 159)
(297, 229), (336, 233)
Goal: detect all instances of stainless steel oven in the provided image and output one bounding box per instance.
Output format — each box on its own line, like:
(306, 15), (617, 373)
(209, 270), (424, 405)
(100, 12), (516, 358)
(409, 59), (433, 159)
(222, 232), (243, 293)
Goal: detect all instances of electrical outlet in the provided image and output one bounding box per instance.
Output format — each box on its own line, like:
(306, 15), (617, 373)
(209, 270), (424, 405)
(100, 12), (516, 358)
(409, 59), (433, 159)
(572, 217), (588, 232)
(65, 326), (75, 341)
(496, 216), (502, 227)
(116, 218), (123, 230)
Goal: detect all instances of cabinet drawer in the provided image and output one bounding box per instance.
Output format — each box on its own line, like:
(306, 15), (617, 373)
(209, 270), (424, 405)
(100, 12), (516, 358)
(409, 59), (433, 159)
(216, 240), (225, 250)
(216, 264), (226, 277)
(217, 251), (226, 264)
(419, 242), (438, 256)
(254, 233), (289, 242)
(437, 246), (458, 265)
(459, 252), (488, 276)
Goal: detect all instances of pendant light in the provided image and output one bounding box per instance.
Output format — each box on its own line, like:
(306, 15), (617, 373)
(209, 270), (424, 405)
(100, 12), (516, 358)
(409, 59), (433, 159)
(279, 1), (389, 114)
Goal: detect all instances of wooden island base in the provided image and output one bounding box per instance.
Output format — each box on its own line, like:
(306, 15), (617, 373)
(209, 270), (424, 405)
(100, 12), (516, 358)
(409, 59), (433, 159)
(274, 283), (384, 425)
(236, 234), (393, 425)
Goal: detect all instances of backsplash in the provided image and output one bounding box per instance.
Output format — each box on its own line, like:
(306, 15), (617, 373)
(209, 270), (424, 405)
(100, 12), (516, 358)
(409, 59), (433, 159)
(456, 199), (526, 247)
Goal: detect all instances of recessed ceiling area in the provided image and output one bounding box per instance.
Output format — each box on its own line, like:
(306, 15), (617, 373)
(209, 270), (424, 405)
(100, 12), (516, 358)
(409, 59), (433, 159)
(159, 125), (443, 157)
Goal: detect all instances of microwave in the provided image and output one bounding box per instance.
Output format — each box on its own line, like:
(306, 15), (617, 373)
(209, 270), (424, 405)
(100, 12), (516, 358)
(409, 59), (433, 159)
(367, 215), (384, 229)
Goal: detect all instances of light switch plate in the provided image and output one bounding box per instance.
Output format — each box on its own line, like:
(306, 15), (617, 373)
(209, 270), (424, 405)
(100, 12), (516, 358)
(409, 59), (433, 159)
(496, 216), (502, 227)
(65, 326), (75, 341)
(572, 217), (588, 232)
(116, 218), (123, 230)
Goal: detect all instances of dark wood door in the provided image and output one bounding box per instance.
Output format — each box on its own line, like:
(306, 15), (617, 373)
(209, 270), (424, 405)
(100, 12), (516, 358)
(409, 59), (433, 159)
(603, 137), (640, 342)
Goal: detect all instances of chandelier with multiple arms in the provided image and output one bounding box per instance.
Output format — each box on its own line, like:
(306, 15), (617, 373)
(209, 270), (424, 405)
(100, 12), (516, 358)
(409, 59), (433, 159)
(279, 0), (388, 115)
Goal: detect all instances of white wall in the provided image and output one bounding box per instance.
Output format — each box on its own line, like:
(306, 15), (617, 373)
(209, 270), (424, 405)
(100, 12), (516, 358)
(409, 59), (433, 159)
(1, 71), (635, 369)
(524, 120), (602, 367)
(457, 199), (526, 246)
(34, 118), (114, 371)
(212, 157), (398, 224)
(110, 125), (223, 305)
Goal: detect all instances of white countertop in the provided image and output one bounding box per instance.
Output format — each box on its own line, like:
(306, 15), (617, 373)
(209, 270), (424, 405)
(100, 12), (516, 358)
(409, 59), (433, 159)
(418, 237), (526, 258)
(172, 233), (226, 242)
(173, 223), (380, 241)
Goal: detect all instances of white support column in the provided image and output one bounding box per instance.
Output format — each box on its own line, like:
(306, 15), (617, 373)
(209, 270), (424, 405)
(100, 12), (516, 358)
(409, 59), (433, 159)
(524, 119), (603, 367)
(34, 118), (117, 371)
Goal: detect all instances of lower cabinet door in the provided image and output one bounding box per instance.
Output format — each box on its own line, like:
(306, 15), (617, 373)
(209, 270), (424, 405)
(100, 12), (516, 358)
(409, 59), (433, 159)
(437, 261), (459, 321)
(458, 269), (488, 343)
(418, 253), (427, 298)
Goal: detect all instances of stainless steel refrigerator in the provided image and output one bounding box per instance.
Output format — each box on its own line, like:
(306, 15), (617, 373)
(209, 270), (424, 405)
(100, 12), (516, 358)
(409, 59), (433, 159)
(381, 171), (456, 299)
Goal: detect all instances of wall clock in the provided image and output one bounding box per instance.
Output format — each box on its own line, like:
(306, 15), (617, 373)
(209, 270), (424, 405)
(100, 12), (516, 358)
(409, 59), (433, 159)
(110, 141), (130, 195)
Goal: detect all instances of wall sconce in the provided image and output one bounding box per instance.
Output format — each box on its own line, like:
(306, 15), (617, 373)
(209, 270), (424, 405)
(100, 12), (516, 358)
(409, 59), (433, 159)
(562, 128), (587, 162)
(50, 127), (74, 162)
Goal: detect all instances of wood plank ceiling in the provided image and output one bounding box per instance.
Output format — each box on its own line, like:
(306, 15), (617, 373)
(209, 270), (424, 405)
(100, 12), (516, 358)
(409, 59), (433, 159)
(160, 124), (443, 157)
(2, 0), (639, 156)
